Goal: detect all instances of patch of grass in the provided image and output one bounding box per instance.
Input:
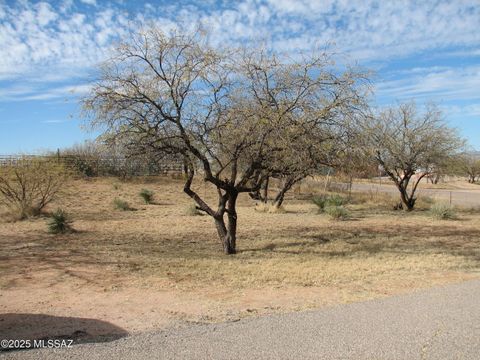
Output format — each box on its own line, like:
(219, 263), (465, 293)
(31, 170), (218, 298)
(430, 202), (456, 220)
(324, 205), (349, 220)
(139, 189), (154, 204)
(254, 203), (286, 213)
(47, 208), (73, 234)
(185, 203), (201, 216)
(113, 198), (132, 211)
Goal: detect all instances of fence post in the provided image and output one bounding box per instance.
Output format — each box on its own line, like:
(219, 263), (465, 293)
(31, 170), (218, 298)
(449, 191), (452, 206)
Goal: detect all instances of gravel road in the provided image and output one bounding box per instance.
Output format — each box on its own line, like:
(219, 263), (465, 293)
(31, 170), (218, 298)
(3, 279), (479, 360)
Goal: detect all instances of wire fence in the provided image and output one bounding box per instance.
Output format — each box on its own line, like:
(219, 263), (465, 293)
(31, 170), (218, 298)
(0, 154), (184, 177)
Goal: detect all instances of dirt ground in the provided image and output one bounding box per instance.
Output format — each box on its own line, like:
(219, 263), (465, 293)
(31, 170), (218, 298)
(1, 176), (479, 341)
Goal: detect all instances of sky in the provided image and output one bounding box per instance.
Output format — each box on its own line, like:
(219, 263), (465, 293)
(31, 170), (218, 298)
(0, 0), (479, 154)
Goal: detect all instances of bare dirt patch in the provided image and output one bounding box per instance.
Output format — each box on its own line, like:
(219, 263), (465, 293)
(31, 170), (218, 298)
(1, 177), (479, 340)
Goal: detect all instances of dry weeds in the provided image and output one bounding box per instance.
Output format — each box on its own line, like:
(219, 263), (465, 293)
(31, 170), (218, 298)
(0, 176), (479, 335)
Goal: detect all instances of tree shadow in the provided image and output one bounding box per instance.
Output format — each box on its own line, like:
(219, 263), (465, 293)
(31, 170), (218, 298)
(241, 223), (480, 261)
(0, 313), (128, 352)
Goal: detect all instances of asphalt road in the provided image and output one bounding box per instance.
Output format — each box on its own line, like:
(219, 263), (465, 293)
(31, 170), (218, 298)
(351, 182), (480, 207)
(3, 280), (480, 360)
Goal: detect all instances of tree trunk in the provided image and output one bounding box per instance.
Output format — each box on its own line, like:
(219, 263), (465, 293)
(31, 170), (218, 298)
(272, 181), (290, 208)
(214, 191), (238, 254)
(397, 183), (416, 211)
(262, 176), (269, 204)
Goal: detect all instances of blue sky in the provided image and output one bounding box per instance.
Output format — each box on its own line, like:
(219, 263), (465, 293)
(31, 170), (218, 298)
(0, 0), (479, 154)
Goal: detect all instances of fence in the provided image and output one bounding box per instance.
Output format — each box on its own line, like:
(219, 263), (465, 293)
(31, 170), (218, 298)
(0, 154), (184, 177)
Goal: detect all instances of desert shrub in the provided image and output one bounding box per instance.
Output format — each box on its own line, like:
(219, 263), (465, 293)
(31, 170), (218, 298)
(324, 205), (349, 220)
(430, 202), (456, 220)
(139, 189), (154, 204)
(327, 194), (346, 206)
(311, 194), (329, 212)
(0, 157), (69, 219)
(312, 194), (347, 212)
(185, 203), (200, 216)
(113, 198), (131, 211)
(47, 208), (73, 234)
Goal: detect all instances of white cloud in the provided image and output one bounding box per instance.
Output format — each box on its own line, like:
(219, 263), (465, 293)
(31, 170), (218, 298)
(0, 83), (92, 102)
(377, 65), (480, 102)
(80, 0), (97, 6)
(0, 0), (479, 102)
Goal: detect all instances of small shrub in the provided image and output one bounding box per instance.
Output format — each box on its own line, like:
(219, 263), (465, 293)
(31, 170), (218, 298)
(113, 198), (131, 211)
(185, 203), (200, 216)
(47, 209), (73, 234)
(430, 203), (456, 220)
(324, 205), (349, 220)
(0, 157), (69, 219)
(312, 194), (328, 212)
(312, 194), (347, 213)
(327, 194), (346, 206)
(139, 189), (154, 204)
(254, 203), (286, 213)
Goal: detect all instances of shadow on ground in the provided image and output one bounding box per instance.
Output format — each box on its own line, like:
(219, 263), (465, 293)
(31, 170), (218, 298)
(0, 313), (128, 351)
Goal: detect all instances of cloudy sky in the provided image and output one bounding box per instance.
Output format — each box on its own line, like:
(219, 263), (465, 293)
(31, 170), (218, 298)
(1, 0), (479, 153)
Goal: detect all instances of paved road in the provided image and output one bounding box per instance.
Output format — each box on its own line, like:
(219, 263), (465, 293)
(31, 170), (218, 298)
(351, 182), (480, 208)
(3, 280), (480, 360)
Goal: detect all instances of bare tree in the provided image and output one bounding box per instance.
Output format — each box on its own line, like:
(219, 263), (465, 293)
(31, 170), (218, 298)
(240, 48), (370, 208)
(362, 102), (463, 210)
(457, 152), (480, 183)
(83, 27), (368, 253)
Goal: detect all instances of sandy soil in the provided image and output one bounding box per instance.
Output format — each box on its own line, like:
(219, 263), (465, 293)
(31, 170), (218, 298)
(1, 176), (479, 342)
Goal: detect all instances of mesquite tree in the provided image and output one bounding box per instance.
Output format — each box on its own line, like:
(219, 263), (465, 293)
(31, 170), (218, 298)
(362, 102), (463, 210)
(83, 27), (367, 253)
(458, 152), (480, 183)
(240, 49), (370, 208)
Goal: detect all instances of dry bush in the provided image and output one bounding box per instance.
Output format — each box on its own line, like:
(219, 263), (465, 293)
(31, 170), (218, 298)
(0, 158), (69, 219)
(349, 191), (396, 207)
(254, 203), (286, 213)
(184, 203), (201, 216)
(324, 205), (349, 220)
(430, 202), (457, 220)
(113, 198), (132, 211)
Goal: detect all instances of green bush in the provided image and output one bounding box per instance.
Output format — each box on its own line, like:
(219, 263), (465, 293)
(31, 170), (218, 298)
(113, 198), (131, 211)
(430, 203), (456, 220)
(47, 209), (73, 234)
(327, 194), (346, 206)
(312, 194), (347, 213)
(312, 194), (328, 212)
(139, 189), (154, 204)
(324, 205), (349, 220)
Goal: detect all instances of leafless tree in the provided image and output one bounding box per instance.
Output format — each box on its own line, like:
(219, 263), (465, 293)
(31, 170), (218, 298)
(457, 152), (480, 183)
(240, 48), (370, 208)
(361, 102), (463, 210)
(83, 27), (369, 253)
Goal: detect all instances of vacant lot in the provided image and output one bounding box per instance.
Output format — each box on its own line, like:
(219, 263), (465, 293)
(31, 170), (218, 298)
(0, 177), (479, 340)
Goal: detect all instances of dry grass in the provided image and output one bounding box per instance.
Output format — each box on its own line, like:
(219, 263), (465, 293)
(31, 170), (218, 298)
(0, 176), (479, 333)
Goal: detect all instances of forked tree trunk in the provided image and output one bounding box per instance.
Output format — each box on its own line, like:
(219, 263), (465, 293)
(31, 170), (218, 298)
(395, 175), (420, 211)
(214, 191), (238, 254)
(397, 185), (415, 211)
